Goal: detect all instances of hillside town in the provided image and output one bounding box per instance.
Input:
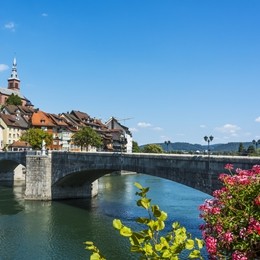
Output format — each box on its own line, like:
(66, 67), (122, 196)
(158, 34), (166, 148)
(0, 58), (133, 153)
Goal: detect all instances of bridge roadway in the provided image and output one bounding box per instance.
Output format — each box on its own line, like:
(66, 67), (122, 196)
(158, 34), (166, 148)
(0, 151), (259, 200)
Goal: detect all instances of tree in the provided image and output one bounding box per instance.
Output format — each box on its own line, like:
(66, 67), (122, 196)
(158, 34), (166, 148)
(238, 143), (244, 155)
(20, 128), (53, 150)
(72, 126), (103, 151)
(85, 182), (204, 259)
(247, 145), (255, 155)
(142, 144), (164, 153)
(132, 141), (140, 153)
(5, 93), (22, 106)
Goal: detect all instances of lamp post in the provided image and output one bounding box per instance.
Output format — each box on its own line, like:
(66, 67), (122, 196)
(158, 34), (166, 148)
(204, 135), (214, 156)
(252, 139), (260, 151)
(164, 140), (171, 153)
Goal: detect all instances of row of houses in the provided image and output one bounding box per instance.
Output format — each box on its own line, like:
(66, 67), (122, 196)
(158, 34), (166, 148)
(0, 58), (132, 152)
(0, 105), (133, 153)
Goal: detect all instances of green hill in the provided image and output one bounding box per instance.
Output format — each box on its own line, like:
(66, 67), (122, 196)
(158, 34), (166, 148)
(142, 142), (253, 153)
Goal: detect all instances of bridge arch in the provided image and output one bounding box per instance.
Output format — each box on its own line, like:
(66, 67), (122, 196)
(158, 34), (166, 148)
(0, 152), (27, 181)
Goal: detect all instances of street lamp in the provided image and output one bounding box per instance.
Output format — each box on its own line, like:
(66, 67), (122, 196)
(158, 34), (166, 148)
(204, 135), (214, 156)
(252, 139), (260, 150)
(164, 140), (171, 153)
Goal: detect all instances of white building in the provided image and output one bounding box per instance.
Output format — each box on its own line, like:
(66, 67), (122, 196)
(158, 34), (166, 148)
(105, 117), (133, 153)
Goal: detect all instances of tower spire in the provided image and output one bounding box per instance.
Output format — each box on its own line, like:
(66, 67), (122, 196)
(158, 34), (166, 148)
(8, 57), (20, 91)
(9, 57), (19, 80)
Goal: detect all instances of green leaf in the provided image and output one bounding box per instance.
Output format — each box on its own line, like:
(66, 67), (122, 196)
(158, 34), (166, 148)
(158, 211), (168, 221)
(188, 250), (201, 259)
(144, 244), (153, 255)
(195, 238), (204, 249)
(185, 239), (194, 250)
(162, 249), (172, 258)
(157, 220), (165, 230)
(84, 241), (94, 245)
(134, 182), (143, 190)
(86, 245), (95, 250)
(155, 243), (163, 251)
(140, 198), (151, 209)
(130, 245), (142, 253)
(113, 219), (122, 230)
(136, 217), (150, 224)
(120, 226), (133, 237)
(172, 222), (180, 230)
(90, 252), (103, 260)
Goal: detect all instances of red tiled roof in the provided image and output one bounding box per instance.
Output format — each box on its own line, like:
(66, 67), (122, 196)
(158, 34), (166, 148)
(31, 111), (55, 127)
(9, 140), (32, 148)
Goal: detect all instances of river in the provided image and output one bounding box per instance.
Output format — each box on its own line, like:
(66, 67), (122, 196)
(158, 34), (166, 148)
(0, 173), (210, 259)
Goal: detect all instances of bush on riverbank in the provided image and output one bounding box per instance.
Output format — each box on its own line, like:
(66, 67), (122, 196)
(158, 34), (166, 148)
(199, 164), (260, 259)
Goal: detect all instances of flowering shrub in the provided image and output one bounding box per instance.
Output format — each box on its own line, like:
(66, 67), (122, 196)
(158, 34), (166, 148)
(199, 164), (260, 259)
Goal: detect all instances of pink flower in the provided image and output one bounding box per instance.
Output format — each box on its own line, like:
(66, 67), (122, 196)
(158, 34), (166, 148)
(223, 231), (234, 243)
(205, 236), (217, 254)
(248, 218), (260, 235)
(254, 195), (260, 206)
(199, 165), (260, 258)
(232, 250), (248, 260)
(225, 164), (234, 171)
(239, 228), (247, 239)
(215, 224), (223, 234)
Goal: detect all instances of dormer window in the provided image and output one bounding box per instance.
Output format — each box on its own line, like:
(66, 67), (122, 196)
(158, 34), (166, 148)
(40, 119), (45, 123)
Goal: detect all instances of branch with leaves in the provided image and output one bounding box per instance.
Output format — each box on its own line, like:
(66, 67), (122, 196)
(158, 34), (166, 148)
(85, 182), (204, 259)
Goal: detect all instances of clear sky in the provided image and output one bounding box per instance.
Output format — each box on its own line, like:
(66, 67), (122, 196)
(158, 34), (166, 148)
(0, 0), (259, 146)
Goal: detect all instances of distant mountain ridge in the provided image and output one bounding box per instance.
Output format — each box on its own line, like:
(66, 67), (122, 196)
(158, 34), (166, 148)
(143, 142), (253, 153)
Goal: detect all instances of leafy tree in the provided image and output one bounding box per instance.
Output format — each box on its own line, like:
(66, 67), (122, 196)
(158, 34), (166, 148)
(142, 144), (164, 153)
(238, 143), (244, 154)
(132, 141), (140, 153)
(85, 182), (204, 259)
(5, 93), (22, 106)
(72, 126), (103, 151)
(20, 128), (53, 150)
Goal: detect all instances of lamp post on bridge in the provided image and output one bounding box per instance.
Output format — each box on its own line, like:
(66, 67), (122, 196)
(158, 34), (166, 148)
(204, 135), (214, 171)
(164, 140), (171, 153)
(204, 135), (214, 157)
(252, 139), (260, 152)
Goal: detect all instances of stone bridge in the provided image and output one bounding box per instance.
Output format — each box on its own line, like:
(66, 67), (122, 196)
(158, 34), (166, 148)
(0, 151), (26, 180)
(22, 151), (260, 200)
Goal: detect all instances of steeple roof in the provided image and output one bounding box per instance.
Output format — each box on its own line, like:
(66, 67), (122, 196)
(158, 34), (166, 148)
(8, 57), (20, 81)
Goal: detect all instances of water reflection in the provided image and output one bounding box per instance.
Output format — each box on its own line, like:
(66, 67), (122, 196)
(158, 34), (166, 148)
(0, 181), (25, 215)
(0, 174), (210, 259)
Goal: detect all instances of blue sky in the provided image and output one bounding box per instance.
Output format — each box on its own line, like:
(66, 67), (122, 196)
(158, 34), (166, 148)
(0, 1), (260, 146)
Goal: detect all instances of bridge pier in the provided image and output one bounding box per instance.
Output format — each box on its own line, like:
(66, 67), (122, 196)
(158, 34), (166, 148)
(25, 155), (52, 200)
(25, 155), (98, 201)
(51, 180), (98, 200)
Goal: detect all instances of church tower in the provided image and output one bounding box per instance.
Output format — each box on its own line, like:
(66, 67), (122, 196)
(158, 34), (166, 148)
(7, 57), (20, 92)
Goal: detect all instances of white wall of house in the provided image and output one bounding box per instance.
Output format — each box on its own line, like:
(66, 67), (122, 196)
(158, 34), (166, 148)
(125, 133), (133, 153)
(106, 117), (133, 153)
